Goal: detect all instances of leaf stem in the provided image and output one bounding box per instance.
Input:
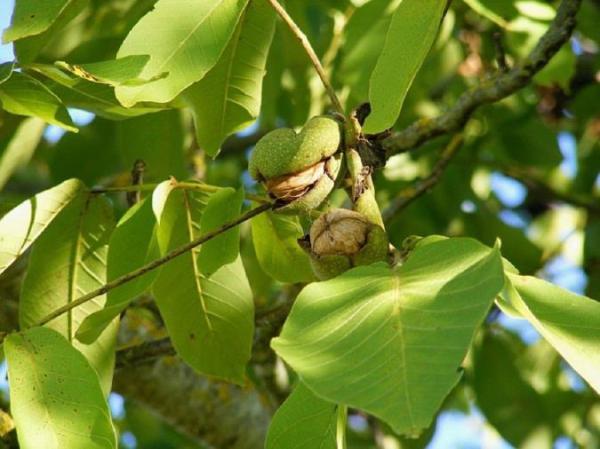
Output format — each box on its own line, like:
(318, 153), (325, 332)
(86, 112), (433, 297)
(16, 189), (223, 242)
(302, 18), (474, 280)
(266, 0), (345, 115)
(29, 202), (273, 330)
(336, 405), (348, 449)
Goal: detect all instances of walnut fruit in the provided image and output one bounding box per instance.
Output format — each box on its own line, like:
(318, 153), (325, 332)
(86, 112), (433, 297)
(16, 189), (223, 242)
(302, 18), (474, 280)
(249, 116), (342, 214)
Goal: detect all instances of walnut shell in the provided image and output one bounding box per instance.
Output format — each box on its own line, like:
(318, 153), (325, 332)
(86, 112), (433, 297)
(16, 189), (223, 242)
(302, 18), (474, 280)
(305, 209), (390, 280)
(310, 209), (370, 256)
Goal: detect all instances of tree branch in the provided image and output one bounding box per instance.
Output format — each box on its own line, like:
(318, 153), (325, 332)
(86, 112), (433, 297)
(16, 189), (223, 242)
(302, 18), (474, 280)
(382, 0), (582, 156)
(266, 0), (345, 115)
(383, 134), (464, 222)
(26, 203), (273, 332)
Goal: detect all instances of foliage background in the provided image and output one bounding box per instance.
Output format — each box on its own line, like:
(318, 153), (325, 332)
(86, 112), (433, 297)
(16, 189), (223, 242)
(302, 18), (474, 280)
(0, 0), (599, 448)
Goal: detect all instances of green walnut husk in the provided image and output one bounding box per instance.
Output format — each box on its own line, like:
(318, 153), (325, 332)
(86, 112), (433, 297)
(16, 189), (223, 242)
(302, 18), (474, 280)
(249, 116), (342, 214)
(303, 208), (389, 280)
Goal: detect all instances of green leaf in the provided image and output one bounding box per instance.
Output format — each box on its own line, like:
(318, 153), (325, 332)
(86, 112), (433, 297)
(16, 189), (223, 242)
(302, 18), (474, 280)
(0, 117), (46, 189)
(338, 0), (392, 103)
(48, 118), (121, 185)
(197, 188), (244, 276)
(462, 0), (511, 28)
(20, 193), (118, 396)
(28, 64), (163, 120)
(182, 0), (275, 157)
(13, 0), (89, 64)
(471, 329), (549, 446)
(272, 237), (504, 435)
(364, 0), (446, 133)
(55, 55), (165, 87)
(152, 189), (254, 383)
(76, 198), (159, 344)
(152, 179), (178, 224)
(4, 327), (117, 449)
(3, 0), (75, 43)
(534, 46), (576, 90)
(0, 71), (76, 131)
(251, 211), (314, 284)
(116, 110), (188, 181)
(265, 383), (337, 449)
(0, 62), (14, 84)
(115, 0), (249, 107)
(499, 274), (600, 394)
(0, 178), (83, 276)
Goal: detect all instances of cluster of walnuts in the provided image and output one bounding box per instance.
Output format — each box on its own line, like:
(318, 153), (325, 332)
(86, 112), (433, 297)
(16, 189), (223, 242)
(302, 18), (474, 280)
(249, 116), (389, 280)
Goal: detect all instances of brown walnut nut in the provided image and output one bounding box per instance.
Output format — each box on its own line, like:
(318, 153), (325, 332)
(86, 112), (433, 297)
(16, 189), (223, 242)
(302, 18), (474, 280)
(264, 160), (326, 202)
(310, 209), (370, 256)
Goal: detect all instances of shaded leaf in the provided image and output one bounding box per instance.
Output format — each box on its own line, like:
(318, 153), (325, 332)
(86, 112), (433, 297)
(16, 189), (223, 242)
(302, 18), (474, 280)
(0, 117), (46, 189)
(116, 0), (249, 106)
(76, 198), (159, 344)
(116, 110), (187, 181)
(28, 64), (163, 120)
(5, 327), (117, 449)
(472, 329), (549, 446)
(364, 0), (446, 133)
(0, 62), (14, 84)
(272, 238), (504, 434)
(0, 71), (76, 131)
(251, 211), (314, 284)
(0, 178), (83, 276)
(20, 193), (118, 395)
(183, 0), (275, 157)
(49, 118), (121, 185)
(266, 383), (337, 449)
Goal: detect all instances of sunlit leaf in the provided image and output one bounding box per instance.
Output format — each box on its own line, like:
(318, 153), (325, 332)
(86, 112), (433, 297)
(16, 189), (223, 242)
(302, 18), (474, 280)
(76, 198), (159, 344)
(499, 274), (600, 394)
(197, 187), (244, 276)
(20, 193), (117, 395)
(364, 0), (446, 133)
(115, 0), (249, 106)
(0, 178), (83, 276)
(3, 0), (76, 43)
(4, 327), (117, 449)
(182, 0), (275, 157)
(273, 238), (504, 435)
(152, 188), (253, 383)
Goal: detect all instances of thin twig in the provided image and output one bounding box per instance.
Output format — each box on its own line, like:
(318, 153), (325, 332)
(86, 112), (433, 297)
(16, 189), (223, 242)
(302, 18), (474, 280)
(91, 182), (271, 204)
(382, 0), (582, 156)
(116, 337), (174, 369)
(383, 134), (464, 222)
(28, 203), (273, 330)
(266, 0), (345, 115)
